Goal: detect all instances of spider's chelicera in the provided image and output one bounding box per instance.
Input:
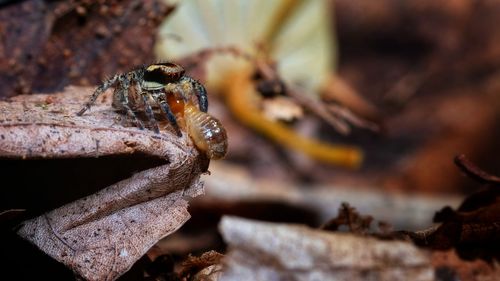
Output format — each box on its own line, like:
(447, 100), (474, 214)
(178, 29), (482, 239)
(77, 62), (208, 136)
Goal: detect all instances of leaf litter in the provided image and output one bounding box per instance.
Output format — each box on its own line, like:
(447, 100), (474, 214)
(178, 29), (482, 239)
(0, 86), (209, 280)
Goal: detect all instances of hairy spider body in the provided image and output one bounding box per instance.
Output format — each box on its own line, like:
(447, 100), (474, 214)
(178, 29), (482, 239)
(77, 62), (208, 136)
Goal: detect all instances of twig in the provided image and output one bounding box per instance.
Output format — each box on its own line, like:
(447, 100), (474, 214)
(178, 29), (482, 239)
(454, 154), (500, 185)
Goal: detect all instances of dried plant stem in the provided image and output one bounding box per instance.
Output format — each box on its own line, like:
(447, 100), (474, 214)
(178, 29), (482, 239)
(322, 73), (380, 121)
(224, 69), (363, 169)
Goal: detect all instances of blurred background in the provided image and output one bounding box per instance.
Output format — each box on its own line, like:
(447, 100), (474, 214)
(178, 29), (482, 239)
(1, 0), (499, 279)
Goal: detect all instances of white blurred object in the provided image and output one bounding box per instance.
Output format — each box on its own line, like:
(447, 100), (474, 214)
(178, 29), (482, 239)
(157, 0), (335, 95)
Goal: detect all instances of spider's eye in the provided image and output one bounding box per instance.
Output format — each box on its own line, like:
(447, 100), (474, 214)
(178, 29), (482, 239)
(144, 63), (185, 84)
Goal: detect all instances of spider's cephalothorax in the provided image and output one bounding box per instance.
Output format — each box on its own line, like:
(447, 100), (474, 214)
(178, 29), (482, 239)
(77, 62), (208, 136)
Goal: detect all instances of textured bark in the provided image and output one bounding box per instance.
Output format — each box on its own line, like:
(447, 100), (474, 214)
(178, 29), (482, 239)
(1, 86), (208, 280)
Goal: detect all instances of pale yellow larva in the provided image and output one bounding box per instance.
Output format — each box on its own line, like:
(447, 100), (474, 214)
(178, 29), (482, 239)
(184, 104), (228, 159)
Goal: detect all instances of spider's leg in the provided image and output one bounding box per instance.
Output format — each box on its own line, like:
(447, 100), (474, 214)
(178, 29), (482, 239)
(77, 74), (120, 115)
(155, 94), (182, 137)
(183, 76), (208, 112)
(119, 75), (145, 130)
(141, 91), (160, 134)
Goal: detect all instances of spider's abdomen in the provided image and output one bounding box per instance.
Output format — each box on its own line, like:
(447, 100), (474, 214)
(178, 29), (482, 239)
(184, 104), (228, 160)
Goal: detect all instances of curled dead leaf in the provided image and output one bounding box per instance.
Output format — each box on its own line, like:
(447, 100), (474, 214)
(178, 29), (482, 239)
(400, 155), (500, 263)
(0, 86), (209, 280)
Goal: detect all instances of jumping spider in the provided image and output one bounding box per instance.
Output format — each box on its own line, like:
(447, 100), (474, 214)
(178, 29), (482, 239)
(77, 62), (208, 136)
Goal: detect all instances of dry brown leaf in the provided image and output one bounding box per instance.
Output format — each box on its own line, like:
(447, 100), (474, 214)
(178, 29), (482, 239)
(0, 86), (209, 280)
(0, 85), (202, 160)
(180, 250), (224, 280)
(218, 216), (434, 281)
(401, 155), (500, 263)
